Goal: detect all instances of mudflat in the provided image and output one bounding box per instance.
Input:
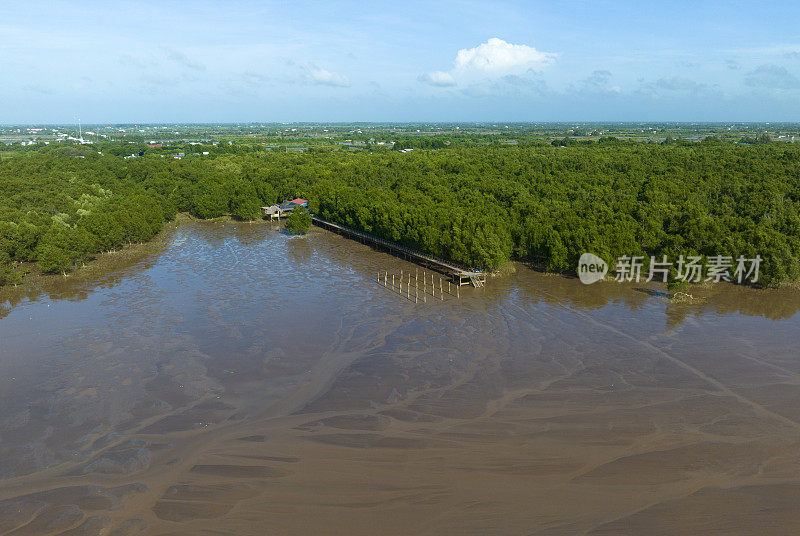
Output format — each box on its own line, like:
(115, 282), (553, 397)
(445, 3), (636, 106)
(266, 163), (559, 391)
(2, 220), (800, 535)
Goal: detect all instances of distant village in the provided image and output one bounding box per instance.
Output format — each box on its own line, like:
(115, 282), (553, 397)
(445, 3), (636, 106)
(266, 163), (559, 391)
(4, 124), (800, 153)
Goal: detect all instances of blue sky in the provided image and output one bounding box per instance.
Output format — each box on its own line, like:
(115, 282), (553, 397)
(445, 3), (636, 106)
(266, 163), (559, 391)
(3, 0), (800, 123)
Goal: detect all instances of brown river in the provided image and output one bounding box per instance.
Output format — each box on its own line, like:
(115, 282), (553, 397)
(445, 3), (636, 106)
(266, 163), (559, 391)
(2, 219), (800, 535)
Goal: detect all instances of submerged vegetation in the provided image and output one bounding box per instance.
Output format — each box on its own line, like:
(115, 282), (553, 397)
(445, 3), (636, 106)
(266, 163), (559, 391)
(1, 127), (799, 287)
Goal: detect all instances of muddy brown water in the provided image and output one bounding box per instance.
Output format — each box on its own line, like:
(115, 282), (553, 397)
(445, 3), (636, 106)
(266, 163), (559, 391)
(1, 220), (800, 535)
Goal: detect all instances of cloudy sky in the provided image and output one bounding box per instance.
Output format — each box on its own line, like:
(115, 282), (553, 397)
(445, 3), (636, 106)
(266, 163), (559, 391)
(3, 0), (800, 123)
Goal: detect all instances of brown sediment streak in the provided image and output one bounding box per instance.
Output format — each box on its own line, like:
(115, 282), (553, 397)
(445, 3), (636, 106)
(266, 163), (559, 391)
(528, 289), (800, 434)
(2, 220), (800, 535)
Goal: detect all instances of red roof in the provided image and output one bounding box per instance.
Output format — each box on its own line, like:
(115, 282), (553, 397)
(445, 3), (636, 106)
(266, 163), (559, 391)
(290, 198), (308, 205)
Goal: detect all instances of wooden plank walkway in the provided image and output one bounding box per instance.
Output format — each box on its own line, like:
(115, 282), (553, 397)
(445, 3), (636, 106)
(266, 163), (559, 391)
(311, 216), (486, 286)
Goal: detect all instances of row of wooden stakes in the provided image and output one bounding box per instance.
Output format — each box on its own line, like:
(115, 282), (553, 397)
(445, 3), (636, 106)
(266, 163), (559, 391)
(376, 269), (459, 302)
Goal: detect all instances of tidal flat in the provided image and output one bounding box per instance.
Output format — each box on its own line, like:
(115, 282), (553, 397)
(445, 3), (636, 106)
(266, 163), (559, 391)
(2, 220), (800, 535)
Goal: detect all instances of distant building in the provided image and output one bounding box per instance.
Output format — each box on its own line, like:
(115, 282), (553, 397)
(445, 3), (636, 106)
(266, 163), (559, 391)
(263, 198), (308, 219)
(263, 205), (281, 218)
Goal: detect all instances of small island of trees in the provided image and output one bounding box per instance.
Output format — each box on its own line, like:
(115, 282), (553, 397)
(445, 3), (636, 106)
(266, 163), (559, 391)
(285, 206), (311, 235)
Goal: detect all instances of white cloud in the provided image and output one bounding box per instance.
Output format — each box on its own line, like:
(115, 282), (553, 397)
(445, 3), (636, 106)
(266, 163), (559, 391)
(454, 38), (556, 75)
(418, 70), (455, 87)
(655, 76), (704, 91)
(636, 76), (721, 99)
(242, 71), (271, 86)
(745, 64), (799, 90)
(163, 48), (205, 71)
(303, 65), (350, 87)
(420, 38), (556, 88)
(569, 70), (621, 96)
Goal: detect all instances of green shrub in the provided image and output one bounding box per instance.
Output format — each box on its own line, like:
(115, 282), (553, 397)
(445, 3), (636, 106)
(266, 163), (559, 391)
(285, 206), (311, 235)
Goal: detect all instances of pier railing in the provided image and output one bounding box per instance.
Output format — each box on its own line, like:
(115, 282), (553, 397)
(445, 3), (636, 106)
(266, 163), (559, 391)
(311, 215), (484, 283)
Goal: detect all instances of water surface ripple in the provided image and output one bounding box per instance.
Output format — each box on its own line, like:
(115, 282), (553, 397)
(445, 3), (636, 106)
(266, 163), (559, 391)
(1, 220), (800, 535)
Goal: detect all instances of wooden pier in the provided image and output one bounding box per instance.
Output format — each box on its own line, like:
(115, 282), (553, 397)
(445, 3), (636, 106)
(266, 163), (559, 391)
(311, 216), (486, 286)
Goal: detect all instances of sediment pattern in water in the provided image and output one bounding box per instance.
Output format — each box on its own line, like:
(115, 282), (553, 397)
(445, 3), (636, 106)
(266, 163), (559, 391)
(2, 220), (800, 535)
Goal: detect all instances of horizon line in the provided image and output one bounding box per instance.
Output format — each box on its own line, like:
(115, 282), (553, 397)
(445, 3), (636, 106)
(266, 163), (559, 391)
(2, 121), (799, 127)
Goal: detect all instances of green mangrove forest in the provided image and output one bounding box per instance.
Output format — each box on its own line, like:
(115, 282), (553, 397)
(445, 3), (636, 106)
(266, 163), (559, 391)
(1, 139), (799, 286)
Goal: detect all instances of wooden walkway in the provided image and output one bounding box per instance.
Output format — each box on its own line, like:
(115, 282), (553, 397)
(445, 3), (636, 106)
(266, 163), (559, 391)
(311, 216), (486, 286)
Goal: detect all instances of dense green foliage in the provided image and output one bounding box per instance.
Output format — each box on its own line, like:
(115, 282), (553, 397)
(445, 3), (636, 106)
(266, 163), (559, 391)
(1, 140), (799, 286)
(285, 206), (311, 235)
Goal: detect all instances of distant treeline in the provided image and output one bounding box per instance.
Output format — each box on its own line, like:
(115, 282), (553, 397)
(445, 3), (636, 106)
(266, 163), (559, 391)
(1, 141), (799, 286)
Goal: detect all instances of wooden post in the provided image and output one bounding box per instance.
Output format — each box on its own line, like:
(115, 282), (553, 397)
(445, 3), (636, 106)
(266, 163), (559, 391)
(448, 280), (451, 295)
(392, 274), (395, 290)
(457, 284), (460, 299)
(407, 275), (410, 298)
(384, 272), (387, 287)
(440, 278), (443, 300)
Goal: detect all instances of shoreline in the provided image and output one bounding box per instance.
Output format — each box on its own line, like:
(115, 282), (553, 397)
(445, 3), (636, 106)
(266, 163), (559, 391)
(2, 214), (798, 302)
